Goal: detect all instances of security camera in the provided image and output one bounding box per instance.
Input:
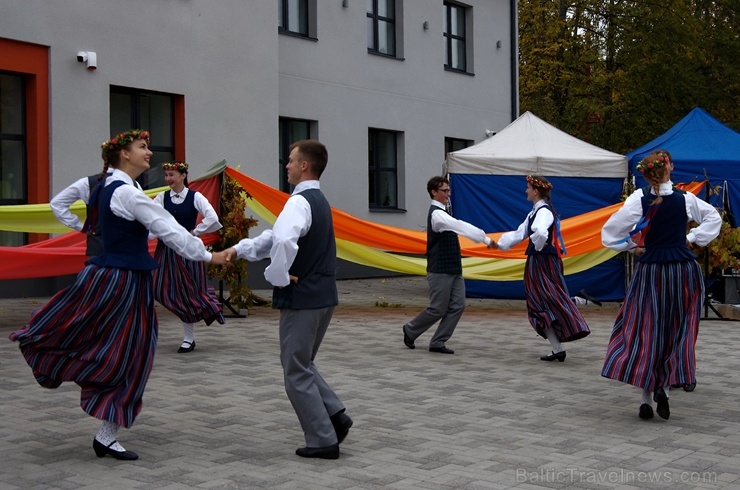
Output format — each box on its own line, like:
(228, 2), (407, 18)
(76, 51), (97, 70)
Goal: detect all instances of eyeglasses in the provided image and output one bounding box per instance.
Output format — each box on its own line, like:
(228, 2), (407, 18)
(437, 188), (451, 193)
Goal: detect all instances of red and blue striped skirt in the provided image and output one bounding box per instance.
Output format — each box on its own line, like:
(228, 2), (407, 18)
(9, 265), (157, 428)
(601, 260), (703, 390)
(524, 254), (591, 342)
(153, 243), (224, 326)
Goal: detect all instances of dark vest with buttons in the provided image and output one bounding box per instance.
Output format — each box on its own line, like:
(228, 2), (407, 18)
(638, 187), (695, 263)
(272, 188), (338, 310)
(164, 189), (198, 231)
(525, 205), (558, 256)
(87, 180), (160, 271)
(426, 206), (462, 274)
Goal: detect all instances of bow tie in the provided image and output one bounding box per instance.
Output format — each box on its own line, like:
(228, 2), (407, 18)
(173, 193), (181, 199)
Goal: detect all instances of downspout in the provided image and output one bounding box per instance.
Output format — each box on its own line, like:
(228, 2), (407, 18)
(510, 0), (519, 121)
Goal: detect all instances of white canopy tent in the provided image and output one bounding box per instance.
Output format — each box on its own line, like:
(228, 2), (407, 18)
(445, 111), (628, 178)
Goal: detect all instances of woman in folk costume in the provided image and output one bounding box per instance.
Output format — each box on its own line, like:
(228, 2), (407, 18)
(9, 130), (229, 460)
(152, 161), (224, 353)
(601, 150), (720, 420)
(491, 175), (590, 362)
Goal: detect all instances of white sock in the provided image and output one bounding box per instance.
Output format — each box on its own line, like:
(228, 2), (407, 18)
(96, 421), (126, 452)
(182, 322), (194, 347)
(664, 385), (670, 398)
(641, 389), (652, 405)
(544, 327), (563, 353)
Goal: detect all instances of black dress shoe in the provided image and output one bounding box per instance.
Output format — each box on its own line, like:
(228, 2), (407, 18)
(654, 387), (670, 420)
(638, 403), (654, 420)
(402, 326), (415, 349)
(429, 346), (454, 354)
(295, 444), (339, 459)
(93, 438), (139, 460)
(540, 351), (566, 362)
(683, 382), (696, 392)
(330, 410), (353, 444)
(177, 340), (195, 353)
(575, 289), (602, 306)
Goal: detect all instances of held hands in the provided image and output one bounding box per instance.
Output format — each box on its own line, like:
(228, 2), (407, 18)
(487, 240), (499, 249)
(223, 247), (238, 263)
(209, 251), (231, 266)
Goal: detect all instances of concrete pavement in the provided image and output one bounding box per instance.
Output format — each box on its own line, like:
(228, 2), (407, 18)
(1, 276), (740, 489)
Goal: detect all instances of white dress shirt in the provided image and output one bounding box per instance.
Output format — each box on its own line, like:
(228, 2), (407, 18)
(601, 182), (721, 253)
(430, 200), (491, 245)
(50, 169), (115, 232)
(232, 180), (319, 288)
(152, 187), (223, 236)
(105, 169), (212, 262)
(497, 200), (553, 252)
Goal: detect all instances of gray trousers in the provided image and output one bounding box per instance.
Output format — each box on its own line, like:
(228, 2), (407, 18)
(279, 307), (344, 447)
(404, 272), (465, 348)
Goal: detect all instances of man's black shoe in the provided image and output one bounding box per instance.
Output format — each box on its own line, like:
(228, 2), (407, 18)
(429, 346), (454, 354)
(295, 444), (339, 459)
(403, 326), (415, 349)
(330, 410), (353, 444)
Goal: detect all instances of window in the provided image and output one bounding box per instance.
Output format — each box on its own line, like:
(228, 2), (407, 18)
(0, 39), (49, 246)
(0, 73), (26, 245)
(110, 87), (183, 190)
(367, 0), (396, 56)
(279, 117), (314, 193)
(444, 2), (468, 72)
(368, 128), (400, 210)
(279, 0), (316, 38)
(445, 137), (473, 158)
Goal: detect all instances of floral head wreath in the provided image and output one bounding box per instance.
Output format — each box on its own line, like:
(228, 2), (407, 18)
(101, 129), (150, 160)
(636, 151), (671, 173)
(162, 161), (189, 172)
(526, 175), (553, 190)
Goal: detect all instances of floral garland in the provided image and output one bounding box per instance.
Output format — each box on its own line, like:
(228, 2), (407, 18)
(100, 129), (150, 159)
(526, 174), (553, 190)
(162, 161), (189, 172)
(636, 150), (670, 173)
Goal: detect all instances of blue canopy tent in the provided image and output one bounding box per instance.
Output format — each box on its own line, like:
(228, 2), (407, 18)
(626, 108), (740, 225)
(445, 111), (628, 301)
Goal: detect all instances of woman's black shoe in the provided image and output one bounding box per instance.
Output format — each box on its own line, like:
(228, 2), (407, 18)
(93, 438), (139, 460)
(638, 403), (654, 420)
(540, 351), (566, 362)
(653, 388), (670, 420)
(177, 340), (195, 353)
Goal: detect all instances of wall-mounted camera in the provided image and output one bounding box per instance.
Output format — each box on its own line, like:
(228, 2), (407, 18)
(76, 51), (97, 70)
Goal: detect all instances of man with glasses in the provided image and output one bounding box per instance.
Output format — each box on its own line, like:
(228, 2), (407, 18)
(403, 176), (495, 354)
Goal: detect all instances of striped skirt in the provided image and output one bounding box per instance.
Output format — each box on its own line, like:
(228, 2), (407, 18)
(153, 242), (224, 326)
(524, 254), (591, 342)
(602, 260), (703, 390)
(9, 265), (157, 428)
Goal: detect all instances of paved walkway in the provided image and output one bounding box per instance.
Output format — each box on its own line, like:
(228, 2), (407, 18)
(1, 277), (740, 489)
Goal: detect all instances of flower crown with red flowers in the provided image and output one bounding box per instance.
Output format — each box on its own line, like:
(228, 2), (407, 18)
(636, 150), (671, 173)
(162, 161), (189, 172)
(526, 174), (553, 190)
(100, 129), (150, 160)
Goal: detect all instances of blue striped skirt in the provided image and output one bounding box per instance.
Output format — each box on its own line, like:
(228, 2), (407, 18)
(9, 265), (157, 428)
(153, 242), (224, 325)
(601, 260), (703, 390)
(524, 254), (591, 342)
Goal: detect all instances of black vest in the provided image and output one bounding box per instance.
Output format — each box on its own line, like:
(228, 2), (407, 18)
(164, 189), (198, 231)
(426, 205), (462, 274)
(638, 187), (695, 263)
(525, 205), (558, 256)
(87, 180), (159, 271)
(272, 188), (338, 310)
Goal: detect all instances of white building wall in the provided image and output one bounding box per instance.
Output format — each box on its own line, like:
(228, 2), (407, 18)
(0, 0), (516, 260)
(278, 0), (516, 232)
